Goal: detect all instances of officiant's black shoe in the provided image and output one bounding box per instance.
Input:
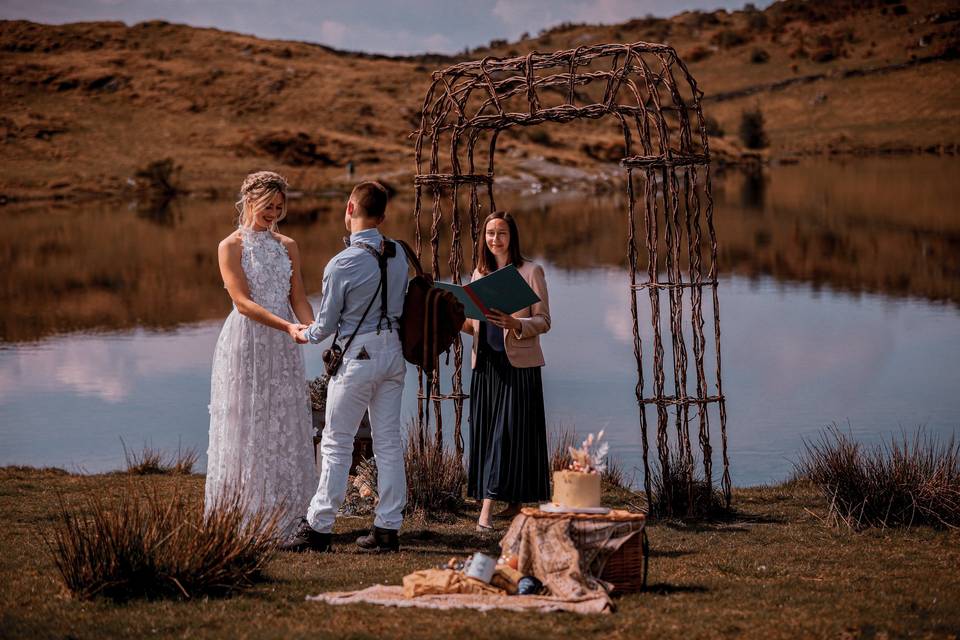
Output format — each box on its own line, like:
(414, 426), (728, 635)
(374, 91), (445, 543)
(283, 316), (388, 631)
(280, 518), (332, 553)
(355, 526), (399, 553)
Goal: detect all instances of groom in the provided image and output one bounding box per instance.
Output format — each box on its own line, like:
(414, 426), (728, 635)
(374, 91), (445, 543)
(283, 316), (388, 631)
(283, 181), (408, 553)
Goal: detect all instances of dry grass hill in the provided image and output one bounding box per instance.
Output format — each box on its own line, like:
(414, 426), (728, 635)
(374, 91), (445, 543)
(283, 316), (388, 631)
(1, 0), (959, 203)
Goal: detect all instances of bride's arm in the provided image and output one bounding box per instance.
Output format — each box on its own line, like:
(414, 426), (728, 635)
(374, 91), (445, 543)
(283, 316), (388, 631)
(284, 238), (315, 325)
(218, 235), (306, 342)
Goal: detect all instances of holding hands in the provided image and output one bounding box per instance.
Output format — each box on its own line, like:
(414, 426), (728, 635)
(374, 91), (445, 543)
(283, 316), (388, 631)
(287, 323), (310, 344)
(485, 309), (521, 334)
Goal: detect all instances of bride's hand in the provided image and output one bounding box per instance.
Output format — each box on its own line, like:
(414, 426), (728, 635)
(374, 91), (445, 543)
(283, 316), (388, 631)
(287, 323), (309, 344)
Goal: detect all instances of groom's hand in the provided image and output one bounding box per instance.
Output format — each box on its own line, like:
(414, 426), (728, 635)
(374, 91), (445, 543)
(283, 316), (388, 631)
(287, 323), (309, 344)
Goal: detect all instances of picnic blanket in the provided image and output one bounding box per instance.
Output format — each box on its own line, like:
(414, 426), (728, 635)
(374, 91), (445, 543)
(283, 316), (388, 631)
(306, 584), (610, 614)
(306, 508), (645, 615)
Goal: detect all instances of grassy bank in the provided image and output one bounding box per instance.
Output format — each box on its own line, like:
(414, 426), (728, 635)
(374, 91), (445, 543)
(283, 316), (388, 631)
(1, 466), (958, 639)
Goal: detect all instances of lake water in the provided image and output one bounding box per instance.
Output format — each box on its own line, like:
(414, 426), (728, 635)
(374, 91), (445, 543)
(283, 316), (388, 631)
(1, 157), (958, 486)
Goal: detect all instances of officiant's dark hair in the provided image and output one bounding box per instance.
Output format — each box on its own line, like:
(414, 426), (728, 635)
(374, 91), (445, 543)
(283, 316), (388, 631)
(477, 211), (526, 275)
(349, 181), (388, 220)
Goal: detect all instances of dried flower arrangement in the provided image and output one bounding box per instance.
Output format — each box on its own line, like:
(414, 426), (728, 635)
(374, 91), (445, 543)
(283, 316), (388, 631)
(567, 431), (609, 475)
(307, 375), (329, 413)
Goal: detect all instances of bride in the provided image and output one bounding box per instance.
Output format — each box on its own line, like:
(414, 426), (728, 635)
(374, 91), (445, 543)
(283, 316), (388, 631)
(205, 171), (318, 535)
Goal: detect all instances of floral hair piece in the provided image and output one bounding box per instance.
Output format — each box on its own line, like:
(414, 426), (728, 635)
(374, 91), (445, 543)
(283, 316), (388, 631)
(567, 431), (608, 475)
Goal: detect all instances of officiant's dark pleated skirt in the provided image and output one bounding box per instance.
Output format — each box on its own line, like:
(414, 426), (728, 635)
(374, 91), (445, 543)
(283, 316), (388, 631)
(467, 329), (550, 504)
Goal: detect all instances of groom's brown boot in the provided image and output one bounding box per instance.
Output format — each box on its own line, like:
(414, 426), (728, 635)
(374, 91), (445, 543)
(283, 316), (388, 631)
(355, 526), (399, 553)
(280, 518), (332, 553)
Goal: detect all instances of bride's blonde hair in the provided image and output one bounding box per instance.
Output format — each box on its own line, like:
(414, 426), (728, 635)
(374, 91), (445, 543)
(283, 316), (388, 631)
(235, 170), (289, 230)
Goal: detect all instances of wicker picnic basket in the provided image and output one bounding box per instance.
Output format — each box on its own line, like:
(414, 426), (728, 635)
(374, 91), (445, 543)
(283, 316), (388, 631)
(599, 528), (649, 593)
(530, 508), (649, 593)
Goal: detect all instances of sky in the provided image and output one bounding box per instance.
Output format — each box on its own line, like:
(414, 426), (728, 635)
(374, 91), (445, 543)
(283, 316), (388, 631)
(0, 0), (773, 56)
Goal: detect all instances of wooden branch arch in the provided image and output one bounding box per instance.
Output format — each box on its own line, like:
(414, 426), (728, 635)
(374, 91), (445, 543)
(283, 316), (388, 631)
(411, 42), (731, 513)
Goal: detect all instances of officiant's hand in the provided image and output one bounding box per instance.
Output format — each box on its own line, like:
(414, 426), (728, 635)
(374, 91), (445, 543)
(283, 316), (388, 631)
(287, 323), (309, 344)
(486, 309), (521, 333)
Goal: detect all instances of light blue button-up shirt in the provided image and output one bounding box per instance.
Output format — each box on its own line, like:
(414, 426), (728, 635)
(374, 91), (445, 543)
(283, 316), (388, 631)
(305, 228), (408, 344)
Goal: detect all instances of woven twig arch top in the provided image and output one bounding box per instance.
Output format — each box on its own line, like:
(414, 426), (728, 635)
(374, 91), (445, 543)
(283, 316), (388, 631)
(413, 42), (712, 182)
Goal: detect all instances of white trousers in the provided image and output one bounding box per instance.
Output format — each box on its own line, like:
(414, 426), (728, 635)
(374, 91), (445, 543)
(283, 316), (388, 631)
(306, 330), (407, 533)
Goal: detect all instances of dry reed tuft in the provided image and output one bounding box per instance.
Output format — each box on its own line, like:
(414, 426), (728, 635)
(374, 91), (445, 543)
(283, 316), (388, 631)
(404, 422), (465, 518)
(796, 426), (960, 530)
(549, 426), (576, 472)
(121, 440), (199, 475)
(170, 447), (200, 475)
(358, 422), (466, 519)
(651, 446), (727, 519)
(48, 484), (281, 600)
(602, 456), (628, 490)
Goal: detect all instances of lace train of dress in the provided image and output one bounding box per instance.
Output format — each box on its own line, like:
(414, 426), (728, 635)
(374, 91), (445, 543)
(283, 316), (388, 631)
(205, 227), (317, 537)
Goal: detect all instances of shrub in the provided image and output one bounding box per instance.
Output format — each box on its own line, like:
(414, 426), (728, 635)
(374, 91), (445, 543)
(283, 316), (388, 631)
(810, 46), (836, 63)
(48, 485), (280, 600)
(526, 128), (555, 147)
(750, 47), (770, 63)
(795, 427), (960, 530)
(684, 45), (713, 62)
(711, 29), (747, 49)
(810, 33), (844, 63)
(739, 107), (768, 149)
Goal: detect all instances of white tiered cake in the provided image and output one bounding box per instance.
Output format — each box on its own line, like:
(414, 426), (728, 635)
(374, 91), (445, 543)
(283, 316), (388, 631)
(552, 470), (602, 508)
(546, 431), (610, 513)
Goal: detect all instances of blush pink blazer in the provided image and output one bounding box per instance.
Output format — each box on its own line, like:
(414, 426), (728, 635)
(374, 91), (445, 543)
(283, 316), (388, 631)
(461, 261), (551, 369)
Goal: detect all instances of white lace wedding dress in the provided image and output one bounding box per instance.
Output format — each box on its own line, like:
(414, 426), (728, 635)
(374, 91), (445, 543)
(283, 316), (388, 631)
(205, 226), (317, 536)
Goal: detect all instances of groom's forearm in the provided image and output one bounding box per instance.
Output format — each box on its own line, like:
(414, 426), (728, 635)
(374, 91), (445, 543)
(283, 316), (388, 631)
(304, 319), (329, 344)
(305, 302), (338, 344)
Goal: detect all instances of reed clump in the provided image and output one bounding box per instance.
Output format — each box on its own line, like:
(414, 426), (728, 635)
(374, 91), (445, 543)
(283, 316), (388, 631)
(356, 422), (465, 518)
(549, 426), (576, 472)
(48, 485), (281, 601)
(404, 423), (465, 518)
(121, 441), (199, 475)
(651, 447), (727, 519)
(796, 426), (960, 530)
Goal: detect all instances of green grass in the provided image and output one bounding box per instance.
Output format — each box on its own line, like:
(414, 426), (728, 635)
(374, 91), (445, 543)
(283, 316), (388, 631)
(1, 467), (959, 639)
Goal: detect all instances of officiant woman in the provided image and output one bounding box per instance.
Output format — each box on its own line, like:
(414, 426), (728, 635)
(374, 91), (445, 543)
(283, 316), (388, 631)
(462, 211), (551, 532)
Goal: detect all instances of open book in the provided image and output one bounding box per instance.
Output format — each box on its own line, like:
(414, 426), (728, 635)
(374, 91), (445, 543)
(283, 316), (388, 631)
(435, 264), (541, 321)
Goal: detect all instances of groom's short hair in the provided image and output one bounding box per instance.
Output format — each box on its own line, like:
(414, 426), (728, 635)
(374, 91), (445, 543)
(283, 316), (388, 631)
(350, 181), (388, 220)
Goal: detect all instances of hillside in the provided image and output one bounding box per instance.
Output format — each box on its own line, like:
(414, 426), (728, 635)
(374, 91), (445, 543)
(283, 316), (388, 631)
(1, 0), (959, 203)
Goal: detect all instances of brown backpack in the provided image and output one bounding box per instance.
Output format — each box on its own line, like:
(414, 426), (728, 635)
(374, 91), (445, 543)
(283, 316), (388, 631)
(394, 239), (466, 373)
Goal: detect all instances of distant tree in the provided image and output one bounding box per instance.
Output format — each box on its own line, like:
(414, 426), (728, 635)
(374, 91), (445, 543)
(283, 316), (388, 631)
(739, 108), (768, 149)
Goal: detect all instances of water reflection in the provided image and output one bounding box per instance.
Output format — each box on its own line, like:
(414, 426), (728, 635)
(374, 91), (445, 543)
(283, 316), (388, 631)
(2, 157), (959, 483)
(3, 157), (957, 343)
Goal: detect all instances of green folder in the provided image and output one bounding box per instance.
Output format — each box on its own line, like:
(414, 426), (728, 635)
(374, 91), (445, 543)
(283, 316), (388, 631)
(435, 264), (541, 321)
